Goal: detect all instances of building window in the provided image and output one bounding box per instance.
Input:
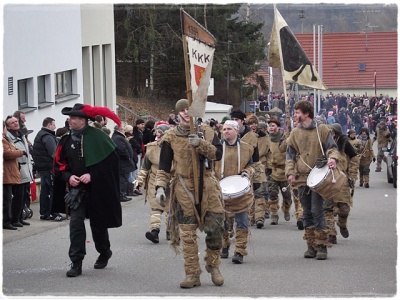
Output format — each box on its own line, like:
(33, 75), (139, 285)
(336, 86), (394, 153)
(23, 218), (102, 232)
(359, 63), (366, 71)
(55, 70), (73, 99)
(18, 79), (29, 109)
(38, 75), (46, 103)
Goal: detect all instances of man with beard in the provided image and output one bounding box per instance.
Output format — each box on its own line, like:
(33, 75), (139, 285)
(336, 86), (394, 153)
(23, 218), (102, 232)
(286, 100), (340, 260)
(266, 117), (292, 226)
(325, 123), (359, 244)
(358, 128), (376, 188)
(155, 99), (225, 288)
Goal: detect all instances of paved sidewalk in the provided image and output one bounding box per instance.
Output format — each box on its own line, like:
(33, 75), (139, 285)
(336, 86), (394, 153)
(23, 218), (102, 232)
(2, 195), (143, 244)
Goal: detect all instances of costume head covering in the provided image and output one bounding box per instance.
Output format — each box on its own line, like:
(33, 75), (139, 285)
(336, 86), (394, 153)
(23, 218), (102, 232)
(268, 117), (281, 127)
(258, 116), (267, 122)
(348, 129), (356, 135)
(61, 103), (121, 127)
(224, 120), (239, 130)
(330, 123), (342, 135)
(175, 99), (189, 113)
(360, 127), (370, 135)
(246, 115), (259, 125)
(230, 109), (246, 121)
(258, 123), (267, 129)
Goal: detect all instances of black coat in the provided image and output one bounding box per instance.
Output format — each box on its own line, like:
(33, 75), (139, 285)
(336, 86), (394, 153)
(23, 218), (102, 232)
(111, 131), (136, 174)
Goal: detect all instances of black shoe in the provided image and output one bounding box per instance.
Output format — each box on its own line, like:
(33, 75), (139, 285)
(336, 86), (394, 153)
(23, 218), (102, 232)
(364, 183), (369, 188)
(359, 182), (363, 187)
(256, 219), (264, 229)
(66, 262), (82, 277)
(145, 229), (160, 243)
(20, 220), (30, 226)
(166, 231), (171, 241)
(40, 215), (51, 220)
(339, 226), (349, 238)
(297, 218), (304, 230)
(11, 222), (23, 228)
(232, 252), (243, 264)
(94, 250), (112, 269)
(120, 196), (131, 202)
(220, 247), (229, 259)
(3, 224), (17, 230)
(316, 245), (328, 260)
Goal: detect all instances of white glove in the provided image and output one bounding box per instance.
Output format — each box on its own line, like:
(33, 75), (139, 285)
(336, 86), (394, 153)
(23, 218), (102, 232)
(188, 134), (200, 147)
(132, 180), (139, 190)
(155, 187), (166, 207)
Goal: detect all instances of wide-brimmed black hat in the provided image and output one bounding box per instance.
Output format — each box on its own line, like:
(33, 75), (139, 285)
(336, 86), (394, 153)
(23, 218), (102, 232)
(61, 103), (95, 121)
(61, 103), (121, 127)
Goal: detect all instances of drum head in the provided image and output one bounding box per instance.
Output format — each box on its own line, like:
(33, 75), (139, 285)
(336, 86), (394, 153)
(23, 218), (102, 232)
(220, 175), (250, 196)
(307, 164), (329, 188)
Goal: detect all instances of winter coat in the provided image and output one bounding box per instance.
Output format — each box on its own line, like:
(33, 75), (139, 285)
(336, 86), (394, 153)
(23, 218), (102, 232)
(2, 135), (24, 184)
(6, 130), (33, 184)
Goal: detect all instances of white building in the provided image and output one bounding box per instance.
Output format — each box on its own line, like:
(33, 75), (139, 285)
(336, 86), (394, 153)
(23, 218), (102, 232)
(3, 4), (117, 134)
(204, 101), (233, 122)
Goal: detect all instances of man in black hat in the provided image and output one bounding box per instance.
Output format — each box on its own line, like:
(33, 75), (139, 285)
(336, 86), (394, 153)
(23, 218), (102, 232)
(52, 103), (122, 277)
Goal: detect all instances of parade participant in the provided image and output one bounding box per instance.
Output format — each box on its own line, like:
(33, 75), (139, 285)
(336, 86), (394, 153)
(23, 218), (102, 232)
(266, 117), (292, 225)
(325, 123), (359, 244)
(155, 99), (225, 288)
(246, 115), (269, 229)
(52, 103), (122, 277)
(134, 122), (172, 244)
(347, 129), (362, 153)
(214, 120), (255, 264)
(287, 116), (304, 230)
(286, 100), (340, 260)
(373, 121), (391, 172)
(358, 127), (375, 188)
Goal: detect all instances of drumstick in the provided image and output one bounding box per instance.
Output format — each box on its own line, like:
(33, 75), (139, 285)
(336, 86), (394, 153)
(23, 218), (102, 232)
(331, 168), (337, 183)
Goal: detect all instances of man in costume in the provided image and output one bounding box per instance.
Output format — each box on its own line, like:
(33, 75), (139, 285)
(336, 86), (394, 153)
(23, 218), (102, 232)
(373, 121), (391, 172)
(52, 103), (122, 277)
(214, 120), (255, 264)
(357, 127), (376, 188)
(266, 117), (293, 225)
(325, 123), (359, 244)
(286, 100), (340, 260)
(134, 122), (172, 244)
(155, 99), (225, 288)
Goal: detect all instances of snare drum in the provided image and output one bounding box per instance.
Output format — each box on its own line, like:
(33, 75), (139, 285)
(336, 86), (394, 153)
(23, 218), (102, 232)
(219, 175), (251, 200)
(306, 164), (346, 199)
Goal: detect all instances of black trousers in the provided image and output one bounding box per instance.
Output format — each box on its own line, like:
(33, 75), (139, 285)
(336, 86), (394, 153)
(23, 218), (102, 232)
(68, 194), (110, 263)
(11, 183), (27, 223)
(3, 184), (13, 226)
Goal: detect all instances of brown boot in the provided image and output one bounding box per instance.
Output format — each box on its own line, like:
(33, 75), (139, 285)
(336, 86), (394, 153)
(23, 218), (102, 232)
(304, 246), (317, 258)
(316, 245), (328, 260)
(180, 276), (201, 288)
(179, 224), (201, 289)
(205, 265), (224, 286)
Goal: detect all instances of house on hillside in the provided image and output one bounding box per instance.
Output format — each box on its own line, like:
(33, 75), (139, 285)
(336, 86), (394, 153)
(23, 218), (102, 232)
(2, 4), (117, 134)
(250, 31), (397, 99)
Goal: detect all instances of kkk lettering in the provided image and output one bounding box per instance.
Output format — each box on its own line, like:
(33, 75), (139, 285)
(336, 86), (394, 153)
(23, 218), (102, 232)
(191, 49), (211, 64)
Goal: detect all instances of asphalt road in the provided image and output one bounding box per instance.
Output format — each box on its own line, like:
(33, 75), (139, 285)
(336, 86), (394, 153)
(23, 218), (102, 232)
(2, 159), (397, 298)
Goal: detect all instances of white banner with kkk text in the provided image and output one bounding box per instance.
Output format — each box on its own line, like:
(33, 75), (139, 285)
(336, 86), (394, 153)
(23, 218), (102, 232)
(186, 36), (215, 117)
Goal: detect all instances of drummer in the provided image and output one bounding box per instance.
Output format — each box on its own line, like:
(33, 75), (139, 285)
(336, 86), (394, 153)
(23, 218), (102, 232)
(286, 100), (340, 260)
(214, 120), (256, 264)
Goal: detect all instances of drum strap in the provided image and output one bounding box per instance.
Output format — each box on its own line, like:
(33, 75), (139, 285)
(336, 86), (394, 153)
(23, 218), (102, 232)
(221, 141), (240, 179)
(299, 123), (325, 171)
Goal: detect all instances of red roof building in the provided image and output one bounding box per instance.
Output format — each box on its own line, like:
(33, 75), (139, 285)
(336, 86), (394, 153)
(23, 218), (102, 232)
(251, 31), (397, 97)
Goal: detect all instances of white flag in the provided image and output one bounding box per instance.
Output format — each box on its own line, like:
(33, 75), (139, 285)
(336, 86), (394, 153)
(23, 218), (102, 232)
(186, 36), (215, 117)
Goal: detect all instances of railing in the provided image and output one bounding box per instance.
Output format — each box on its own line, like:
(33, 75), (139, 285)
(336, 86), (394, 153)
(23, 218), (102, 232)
(116, 102), (158, 124)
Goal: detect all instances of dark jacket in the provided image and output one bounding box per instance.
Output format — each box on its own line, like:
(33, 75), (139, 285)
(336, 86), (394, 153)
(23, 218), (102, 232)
(52, 126), (122, 228)
(111, 130), (136, 174)
(31, 128), (57, 171)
